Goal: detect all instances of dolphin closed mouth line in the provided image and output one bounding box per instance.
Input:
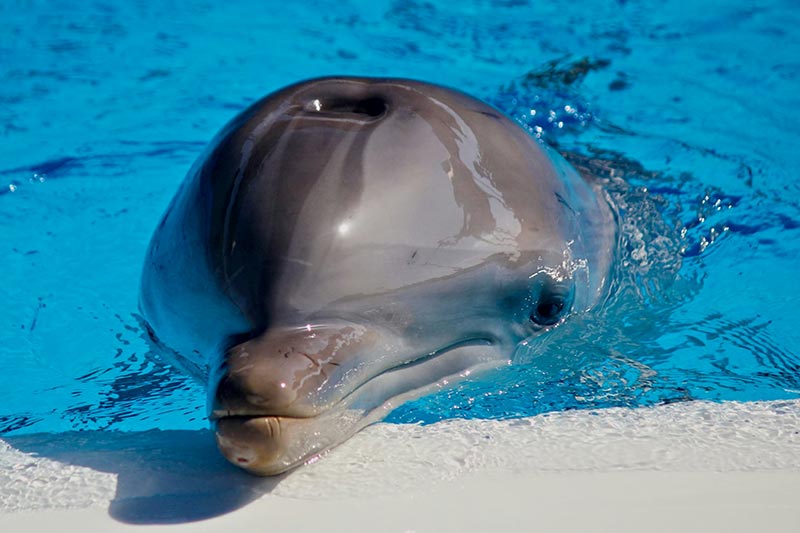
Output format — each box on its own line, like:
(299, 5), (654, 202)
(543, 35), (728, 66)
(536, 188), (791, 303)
(342, 336), (498, 393)
(376, 337), (494, 372)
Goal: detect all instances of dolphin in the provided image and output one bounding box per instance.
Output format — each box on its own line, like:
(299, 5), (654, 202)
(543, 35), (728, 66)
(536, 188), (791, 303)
(139, 77), (616, 475)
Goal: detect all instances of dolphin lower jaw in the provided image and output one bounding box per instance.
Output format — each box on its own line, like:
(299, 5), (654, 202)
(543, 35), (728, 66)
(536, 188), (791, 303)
(211, 341), (506, 475)
(213, 411), (365, 476)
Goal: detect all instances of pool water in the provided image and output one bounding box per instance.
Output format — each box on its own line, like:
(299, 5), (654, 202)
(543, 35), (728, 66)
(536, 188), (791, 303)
(1, 0), (798, 434)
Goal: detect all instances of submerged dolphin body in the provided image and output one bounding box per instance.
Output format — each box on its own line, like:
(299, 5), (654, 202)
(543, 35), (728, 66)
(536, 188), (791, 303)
(140, 77), (616, 475)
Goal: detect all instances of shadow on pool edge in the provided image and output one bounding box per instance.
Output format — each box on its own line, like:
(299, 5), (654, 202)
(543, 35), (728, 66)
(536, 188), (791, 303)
(4, 429), (283, 524)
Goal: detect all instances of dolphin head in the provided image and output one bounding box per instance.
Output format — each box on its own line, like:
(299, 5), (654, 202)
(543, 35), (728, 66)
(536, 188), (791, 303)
(140, 77), (615, 475)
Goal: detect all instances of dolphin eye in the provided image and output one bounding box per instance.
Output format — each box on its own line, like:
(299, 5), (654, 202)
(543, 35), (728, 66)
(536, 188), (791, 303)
(529, 294), (568, 326)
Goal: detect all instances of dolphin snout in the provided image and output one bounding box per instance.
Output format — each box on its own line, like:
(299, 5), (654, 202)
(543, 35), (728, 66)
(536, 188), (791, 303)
(212, 342), (317, 418)
(209, 322), (387, 475)
(211, 323), (380, 419)
(209, 322), (506, 475)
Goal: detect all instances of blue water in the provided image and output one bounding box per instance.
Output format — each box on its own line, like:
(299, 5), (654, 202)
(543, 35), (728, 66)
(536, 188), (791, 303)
(1, 0), (799, 434)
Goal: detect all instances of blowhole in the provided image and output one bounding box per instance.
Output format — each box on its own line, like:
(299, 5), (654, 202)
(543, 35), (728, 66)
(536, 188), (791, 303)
(306, 96), (388, 118)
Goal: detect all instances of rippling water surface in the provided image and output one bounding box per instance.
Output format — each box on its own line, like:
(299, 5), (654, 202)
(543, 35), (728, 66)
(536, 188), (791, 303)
(1, 0), (798, 433)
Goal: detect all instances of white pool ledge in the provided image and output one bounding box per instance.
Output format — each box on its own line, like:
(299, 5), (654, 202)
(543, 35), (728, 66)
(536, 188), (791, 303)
(2, 399), (799, 531)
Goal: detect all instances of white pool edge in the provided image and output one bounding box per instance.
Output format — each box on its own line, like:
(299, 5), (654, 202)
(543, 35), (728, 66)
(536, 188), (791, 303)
(2, 399), (800, 531)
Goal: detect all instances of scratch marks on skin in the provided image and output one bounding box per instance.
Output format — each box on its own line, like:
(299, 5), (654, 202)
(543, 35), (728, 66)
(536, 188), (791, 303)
(297, 350), (329, 381)
(290, 328), (355, 390)
(294, 326), (366, 392)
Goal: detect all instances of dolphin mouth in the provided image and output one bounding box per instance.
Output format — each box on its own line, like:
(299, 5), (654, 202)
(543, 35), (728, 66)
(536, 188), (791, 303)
(210, 338), (501, 475)
(211, 408), (374, 476)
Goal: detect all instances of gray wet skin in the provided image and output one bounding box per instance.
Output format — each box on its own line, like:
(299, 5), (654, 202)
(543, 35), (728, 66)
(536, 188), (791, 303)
(139, 77), (616, 475)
